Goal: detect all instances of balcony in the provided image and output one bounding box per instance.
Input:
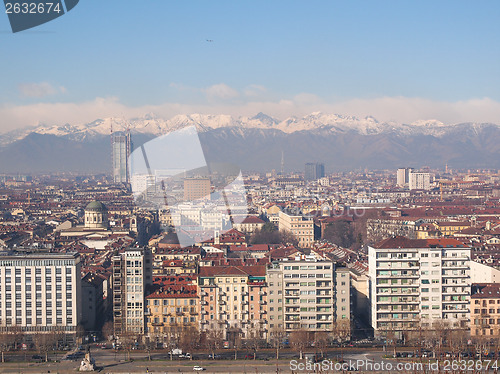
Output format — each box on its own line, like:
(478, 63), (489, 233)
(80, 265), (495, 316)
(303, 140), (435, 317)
(201, 301), (208, 305)
(259, 291), (267, 296)
(259, 300), (267, 305)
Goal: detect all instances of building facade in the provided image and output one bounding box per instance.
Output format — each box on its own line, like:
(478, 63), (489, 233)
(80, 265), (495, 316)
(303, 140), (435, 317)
(0, 252), (82, 342)
(267, 259), (350, 336)
(368, 237), (471, 339)
(112, 249), (152, 337)
(471, 283), (500, 337)
(278, 211), (314, 248)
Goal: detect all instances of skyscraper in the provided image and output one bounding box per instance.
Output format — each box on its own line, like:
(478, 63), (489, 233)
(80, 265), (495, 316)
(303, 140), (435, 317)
(112, 132), (131, 184)
(305, 162), (325, 181)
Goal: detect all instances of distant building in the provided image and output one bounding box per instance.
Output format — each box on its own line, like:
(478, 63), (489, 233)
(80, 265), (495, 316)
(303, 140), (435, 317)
(409, 171), (431, 190)
(279, 211), (314, 248)
(0, 252), (82, 343)
(396, 167), (413, 187)
(183, 178), (211, 201)
(305, 163), (325, 181)
(112, 132), (131, 184)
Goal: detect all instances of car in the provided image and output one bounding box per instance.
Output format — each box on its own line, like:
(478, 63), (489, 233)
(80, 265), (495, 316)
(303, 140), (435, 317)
(32, 354), (43, 360)
(193, 366), (206, 371)
(208, 354), (221, 359)
(179, 353), (191, 359)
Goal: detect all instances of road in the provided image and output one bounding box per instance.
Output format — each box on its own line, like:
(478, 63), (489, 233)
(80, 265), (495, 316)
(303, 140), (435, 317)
(0, 348), (491, 373)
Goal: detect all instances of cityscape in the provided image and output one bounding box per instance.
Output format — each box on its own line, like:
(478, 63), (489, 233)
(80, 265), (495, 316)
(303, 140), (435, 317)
(1, 132), (500, 371)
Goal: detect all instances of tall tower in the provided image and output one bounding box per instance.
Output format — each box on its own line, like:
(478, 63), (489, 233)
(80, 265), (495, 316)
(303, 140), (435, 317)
(112, 132), (131, 184)
(281, 150), (285, 175)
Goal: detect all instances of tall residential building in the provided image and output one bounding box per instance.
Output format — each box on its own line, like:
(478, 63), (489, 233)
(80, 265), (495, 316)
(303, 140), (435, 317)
(305, 163), (325, 181)
(198, 266), (267, 343)
(112, 249), (152, 337)
(183, 177), (211, 201)
(368, 237), (471, 339)
(267, 260), (351, 335)
(0, 252), (82, 342)
(278, 211), (314, 248)
(112, 132), (131, 184)
(396, 167), (413, 187)
(409, 171), (431, 190)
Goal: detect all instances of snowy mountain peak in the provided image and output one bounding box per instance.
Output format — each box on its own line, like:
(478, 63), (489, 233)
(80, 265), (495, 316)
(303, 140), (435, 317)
(1, 112), (500, 146)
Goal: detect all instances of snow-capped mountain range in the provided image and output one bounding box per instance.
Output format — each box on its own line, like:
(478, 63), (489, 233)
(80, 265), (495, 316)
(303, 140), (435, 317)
(1, 112), (496, 146)
(1, 112), (500, 173)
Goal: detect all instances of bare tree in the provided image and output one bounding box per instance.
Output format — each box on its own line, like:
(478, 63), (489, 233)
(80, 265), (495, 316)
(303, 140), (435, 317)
(247, 323), (264, 360)
(205, 327), (224, 360)
(0, 332), (10, 363)
(33, 331), (58, 362)
(120, 331), (139, 361)
(314, 331), (330, 358)
(269, 326), (286, 360)
(289, 330), (309, 360)
(179, 325), (200, 358)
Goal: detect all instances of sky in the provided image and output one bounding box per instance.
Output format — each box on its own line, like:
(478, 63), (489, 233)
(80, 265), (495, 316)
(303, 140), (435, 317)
(1, 0), (500, 132)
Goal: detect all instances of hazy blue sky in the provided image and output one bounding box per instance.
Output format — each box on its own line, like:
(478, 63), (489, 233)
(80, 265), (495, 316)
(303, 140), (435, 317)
(1, 1), (500, 131)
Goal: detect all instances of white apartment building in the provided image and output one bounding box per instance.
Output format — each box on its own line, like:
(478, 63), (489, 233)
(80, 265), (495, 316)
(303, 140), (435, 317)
(409, 171), (431, 190)
(0, 252), (82, 342)
(267, 259), (350, 334)
(278, 211), (314, 248)
(112, 249), (152, 337)
(368, 237), (470, 339)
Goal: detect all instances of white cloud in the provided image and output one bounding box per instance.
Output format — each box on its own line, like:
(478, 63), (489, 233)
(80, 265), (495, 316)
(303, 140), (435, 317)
(244, 84), (267, 97)
(18, 82), (66, 98)
(2, 94), (500, 134)
(204, 83), (239, 100)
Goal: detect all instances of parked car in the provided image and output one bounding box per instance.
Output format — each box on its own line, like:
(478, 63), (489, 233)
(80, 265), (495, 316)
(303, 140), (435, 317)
(208, 354), (221, 359)
(193, 366), (206, 371)
(179, 353), (191, 359)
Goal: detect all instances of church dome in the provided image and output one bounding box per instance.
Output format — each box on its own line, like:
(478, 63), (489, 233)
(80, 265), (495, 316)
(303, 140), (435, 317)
(85, 201), (107, 212)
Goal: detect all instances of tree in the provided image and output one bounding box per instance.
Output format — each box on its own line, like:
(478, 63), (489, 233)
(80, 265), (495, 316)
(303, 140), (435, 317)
(33, 332), (58, 362)
(205, 327), (223, 360)
(314, 332), (330, 358)
(247, 323), (264, 360)
(101, 321), (114, 342)
(249, 224), (298, 247)
(120, 331), (140, 361)
(269, 326), (286, 360)
(323, 220), (354, 248)
(179, 325), (200, 359)
(0, 332), (10, 363)
(289, 330), (310, 360)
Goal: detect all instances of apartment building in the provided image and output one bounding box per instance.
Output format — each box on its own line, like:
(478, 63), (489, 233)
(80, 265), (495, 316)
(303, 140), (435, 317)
(0, 252), (82, 342)
(368, 237), (471, 339)
(112, 249), (152, 337)
(145, 282), (199, 346)
(409, 171), (431, 190)
(267, 259), (350, 335)
(198, 266), (267, 343)
(470, 283), (500, 337)
(278, 211), (314, 248)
